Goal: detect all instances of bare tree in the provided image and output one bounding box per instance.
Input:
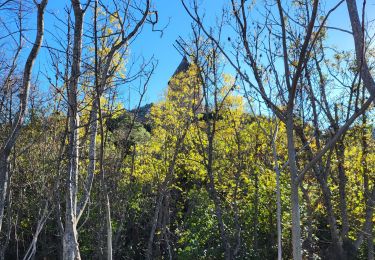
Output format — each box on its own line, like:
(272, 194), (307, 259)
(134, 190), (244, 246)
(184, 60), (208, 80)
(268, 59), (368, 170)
(0, 0), (48, 233)
(62, 1), (87, 258)
(89, 1), (152, 258)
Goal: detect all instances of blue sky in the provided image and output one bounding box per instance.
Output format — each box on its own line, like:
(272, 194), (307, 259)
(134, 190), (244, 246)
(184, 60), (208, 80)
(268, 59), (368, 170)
(120, 0), (229, 106)
(125, 0), (369, 107)
(5, 0), (374, 109)
(37, 0), (228, 108)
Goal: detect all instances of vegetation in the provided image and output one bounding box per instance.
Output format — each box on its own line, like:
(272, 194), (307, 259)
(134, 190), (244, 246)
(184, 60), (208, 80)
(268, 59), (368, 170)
(0, 0), (374, 259)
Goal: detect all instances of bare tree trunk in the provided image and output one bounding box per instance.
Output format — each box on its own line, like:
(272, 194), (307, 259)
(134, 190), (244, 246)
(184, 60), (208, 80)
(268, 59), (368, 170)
(368, 220), (374, 260)
(0, 0), (47, 233)
(146, 191), (164, 260)
(335, 140), (349, 238)
(333, 103), (349, 241)
(161, 191), (172, 260)
(76, 101), (97, 221)
(295, 123), (345, 258)
(361, 112), (374, 260)
(0, 153), (9, 233)
(253, 167), (259, 257)
(317, 175), (345, 257)
(0, 175), (13, 260)
(346, 0), (375, 96)
(206, 164), (231, 260)
(271, 125), (282, 260)
(63, 216), (80, 260)
(286, 113), (302, 260)
(203, 119), (232, 260)
(232, 135), (243, 257)
(22, 202), (50, 260)
(300, 185), (314, 260)
(355, 188), (375, 250)
(106, 194), (113, 260)
(63, 1), (84, 259)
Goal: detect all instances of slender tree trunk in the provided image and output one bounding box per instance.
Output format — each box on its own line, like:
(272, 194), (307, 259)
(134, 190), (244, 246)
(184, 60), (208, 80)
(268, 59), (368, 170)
(63, 106), (81, 259)
(368, 220), (374, 260)
(333, 102), (349, 241)
(316, 175), (345, 258)
(232, 185), (241, 257)
(206, 174), (231, 260)
(336, 140), (349, 237)
(0, 153), (9, 233)
(146, 190), (164, 260)
(206, 131), (231, 260)
(106, 194), (113, 260)
(295, 126), (344, 258)
(300, 185), (314, 260)
(305, 69), (345, 257)
(271, 128), (282, 260)
(63, 1), (83, 259)
(253, 168), (259, 257)
(161, 191), (172, 260)
(232, 142), (242, 257)
(346, 0), (375, 96)
(77, 102), (97, 221)
(0, 0), (47, 233)
(361, 113), (374, 260)
(0, 168), (12, 260)
(286, 113), (302, 260)
(22, 202), (50, 260)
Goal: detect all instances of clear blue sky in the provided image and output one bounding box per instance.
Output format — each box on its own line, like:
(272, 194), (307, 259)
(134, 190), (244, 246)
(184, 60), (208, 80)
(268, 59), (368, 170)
(125, 0), (229, 106)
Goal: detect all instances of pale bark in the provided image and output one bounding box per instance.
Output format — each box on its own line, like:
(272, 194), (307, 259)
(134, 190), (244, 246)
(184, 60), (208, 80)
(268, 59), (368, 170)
(0, 170), (12, 260)
(76, 101), (97, 221)
(0, 153), (9, 233)
(63, 0), (84, 259)
(346, 0), (375, 96)
(22, 202), (50, 260)
(271, 125), (282, 260)
(0, 0), (48, 233)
